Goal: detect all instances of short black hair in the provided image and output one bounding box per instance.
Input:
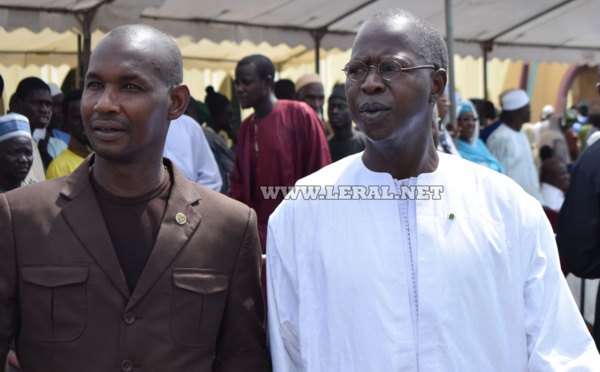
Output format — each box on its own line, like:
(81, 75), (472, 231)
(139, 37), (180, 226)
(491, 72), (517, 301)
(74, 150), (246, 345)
(105, 24), (183, 87)
(62, 89), (83, 118)
(366, 9), (448, 71)
(14, 77), (50, 100)
(274, 79), (296, 100)
(237, 54), (275, 81)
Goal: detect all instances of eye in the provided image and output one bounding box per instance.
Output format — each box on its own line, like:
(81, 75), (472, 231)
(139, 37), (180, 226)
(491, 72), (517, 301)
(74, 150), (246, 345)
(380, 61), (401, 73)
(85, 81), (103, 90)
(124, 83), (140, 90)
(379, 61), (402, 79)
(347, 63), (366, 75)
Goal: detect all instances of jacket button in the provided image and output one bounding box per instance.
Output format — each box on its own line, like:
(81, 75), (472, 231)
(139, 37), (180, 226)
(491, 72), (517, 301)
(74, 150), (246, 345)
(123, 312), (136, 325)
(121, 359), (134, 371)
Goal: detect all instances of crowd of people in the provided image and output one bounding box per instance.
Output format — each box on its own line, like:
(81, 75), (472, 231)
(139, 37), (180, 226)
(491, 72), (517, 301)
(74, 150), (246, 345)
(1, 7), (600, 372)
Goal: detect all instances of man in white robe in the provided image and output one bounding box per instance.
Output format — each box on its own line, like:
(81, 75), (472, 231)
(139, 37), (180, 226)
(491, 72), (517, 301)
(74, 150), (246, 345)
(266, 8), (599, 371)
(487, 90), (544, 203)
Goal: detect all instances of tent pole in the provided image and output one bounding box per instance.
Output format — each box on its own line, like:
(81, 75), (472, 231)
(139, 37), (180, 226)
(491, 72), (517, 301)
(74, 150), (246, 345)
(445, 0), (456, 127)
(82, 11), (93, 81)
(483, 44), (488, 101)
(310, 29), (326, 74)
(481, 41), (493, 103)
(77, 34), (82, 89)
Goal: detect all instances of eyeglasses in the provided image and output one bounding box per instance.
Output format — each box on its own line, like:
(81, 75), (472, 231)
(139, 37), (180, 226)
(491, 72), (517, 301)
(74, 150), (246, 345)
(343, 59), (436, 82)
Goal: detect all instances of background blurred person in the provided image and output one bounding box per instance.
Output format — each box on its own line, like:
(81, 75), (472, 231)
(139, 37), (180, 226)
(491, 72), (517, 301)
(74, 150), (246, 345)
(9, 77), (66, 171)
(327, 83), (366, 162)
(557, 66), (600, 352)
(455, 100), (502, 173)
(46, 89), (92, 179)
(487, 89), (543, 202)
(203, 85), (235, 194)
(0, 113), (34, 193)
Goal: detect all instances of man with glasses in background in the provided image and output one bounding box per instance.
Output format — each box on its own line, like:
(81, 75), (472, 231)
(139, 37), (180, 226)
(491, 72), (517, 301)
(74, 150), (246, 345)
(266, 8), (599, 371)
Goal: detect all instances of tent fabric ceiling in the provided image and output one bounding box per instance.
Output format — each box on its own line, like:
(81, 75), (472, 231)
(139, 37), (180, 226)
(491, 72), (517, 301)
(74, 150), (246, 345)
(0, 0), (599, 67)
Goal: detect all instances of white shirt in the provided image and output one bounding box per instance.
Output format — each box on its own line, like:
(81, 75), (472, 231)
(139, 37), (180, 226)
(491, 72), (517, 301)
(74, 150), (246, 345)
(267, 152), (599, 371)
(164, 114), (222, 192)
(487, 123), (543, 203)
(540, 182), (565, 212)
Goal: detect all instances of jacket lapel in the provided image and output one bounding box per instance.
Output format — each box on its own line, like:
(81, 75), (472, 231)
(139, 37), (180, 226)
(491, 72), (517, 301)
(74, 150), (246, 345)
(60, 156), (130, 299)
(125, 164), (203, 310)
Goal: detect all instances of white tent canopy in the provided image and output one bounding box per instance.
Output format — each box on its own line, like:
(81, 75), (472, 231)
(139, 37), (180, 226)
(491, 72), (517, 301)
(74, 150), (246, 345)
(1, 0), (599, 69)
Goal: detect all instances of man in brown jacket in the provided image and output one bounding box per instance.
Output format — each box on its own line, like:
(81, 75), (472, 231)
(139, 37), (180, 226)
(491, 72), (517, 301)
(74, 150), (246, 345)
(0, 24), (270, 371)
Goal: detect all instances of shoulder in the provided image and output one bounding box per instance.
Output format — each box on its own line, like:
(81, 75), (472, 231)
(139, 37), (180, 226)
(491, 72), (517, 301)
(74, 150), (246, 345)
(297, 153), (362, 186)
(438, 152), (543, 225)
(2, 176), (69, 213)
(174, 170), (253, 226)
(275, 100), (318, 120)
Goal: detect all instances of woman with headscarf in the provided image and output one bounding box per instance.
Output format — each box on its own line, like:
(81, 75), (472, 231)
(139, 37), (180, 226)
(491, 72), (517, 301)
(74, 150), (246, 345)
(455, 101), (503, 173)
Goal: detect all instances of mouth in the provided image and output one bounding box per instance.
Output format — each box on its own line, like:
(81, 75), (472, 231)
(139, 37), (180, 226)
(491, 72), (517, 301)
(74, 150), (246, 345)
(358, 102), (391, 122)
(89, 119), (126, 141)
(38, 115), (51, 125)
(14, 167), (31, 177)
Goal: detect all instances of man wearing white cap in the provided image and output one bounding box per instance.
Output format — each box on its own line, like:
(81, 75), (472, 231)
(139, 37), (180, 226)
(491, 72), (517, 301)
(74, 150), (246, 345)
(296, 73), (331, 136)
(47, 82), (71, 144)
(0, 113), (35, 193)
(295, 73), (325, 120)
(487, 89), (543, 202)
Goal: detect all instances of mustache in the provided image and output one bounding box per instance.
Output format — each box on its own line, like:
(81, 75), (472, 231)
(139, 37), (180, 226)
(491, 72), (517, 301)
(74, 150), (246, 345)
(88, 114), (131, 127)
(88, 113), (132, 130)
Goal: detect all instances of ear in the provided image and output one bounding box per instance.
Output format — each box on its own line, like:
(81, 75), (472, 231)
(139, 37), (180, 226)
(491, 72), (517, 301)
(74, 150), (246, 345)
(264, 74), (274, 93)
(430, 69), (447, 103)
(168, 84), (191, 120)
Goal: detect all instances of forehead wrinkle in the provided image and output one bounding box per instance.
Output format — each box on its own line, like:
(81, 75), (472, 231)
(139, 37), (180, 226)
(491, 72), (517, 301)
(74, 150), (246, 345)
(95, 32), (171, 87)
(353, 17), (427, 64)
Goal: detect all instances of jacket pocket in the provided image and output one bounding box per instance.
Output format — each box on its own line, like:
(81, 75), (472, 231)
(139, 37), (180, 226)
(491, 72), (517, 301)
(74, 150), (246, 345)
(170, 268), (229, 348)
(21, 264), (88, 342)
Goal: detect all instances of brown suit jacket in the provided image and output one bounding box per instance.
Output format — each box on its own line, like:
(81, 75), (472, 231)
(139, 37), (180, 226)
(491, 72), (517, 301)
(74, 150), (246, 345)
(0, 156), (271, 371)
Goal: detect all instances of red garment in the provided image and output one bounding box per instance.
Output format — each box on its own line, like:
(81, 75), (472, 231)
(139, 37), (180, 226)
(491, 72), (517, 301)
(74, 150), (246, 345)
(230, 100), (331, 250)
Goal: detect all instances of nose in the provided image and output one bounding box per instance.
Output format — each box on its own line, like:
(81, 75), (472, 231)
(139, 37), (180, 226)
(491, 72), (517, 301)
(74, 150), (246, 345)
(361, 65), (385, 95)
(16, 152), (30, 164)
(94, 86), (119, 113)
(41, 102), (52, 113)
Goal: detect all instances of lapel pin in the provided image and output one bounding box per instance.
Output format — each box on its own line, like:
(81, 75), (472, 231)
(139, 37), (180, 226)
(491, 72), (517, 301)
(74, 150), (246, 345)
(175, 213), (187, 225)
(448, 213), (455, 220)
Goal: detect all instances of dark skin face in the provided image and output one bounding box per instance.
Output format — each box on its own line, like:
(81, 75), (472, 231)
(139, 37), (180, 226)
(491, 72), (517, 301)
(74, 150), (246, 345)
(65, 99), (89, 146)
(81, 29), (189, 196)
(234, 64), (271, 111)
(328, 97), (351, 129)
(345, 17), (446, 179)
(50, 93), (65, 131)
(505, 104), (531, 131)
(0, 136), (34, 190)
(13, 89), (52, 130)
(298, 83), (325, 116)
(458, 111), (477, 142)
